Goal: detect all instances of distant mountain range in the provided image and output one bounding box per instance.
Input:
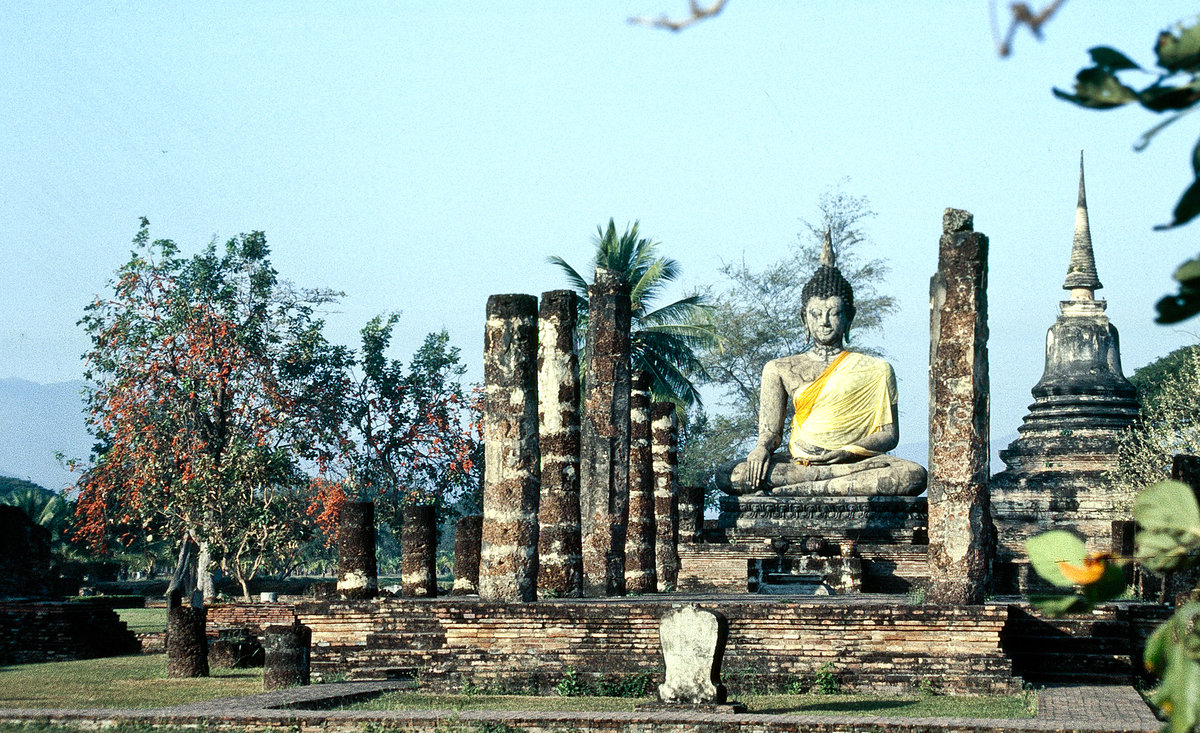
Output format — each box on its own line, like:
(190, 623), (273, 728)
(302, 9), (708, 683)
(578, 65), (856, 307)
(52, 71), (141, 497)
(0, 378), (92, 492)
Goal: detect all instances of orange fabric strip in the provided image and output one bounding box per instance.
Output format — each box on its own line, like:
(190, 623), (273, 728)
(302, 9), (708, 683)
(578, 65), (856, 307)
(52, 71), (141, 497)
(792, 350), (851, 428)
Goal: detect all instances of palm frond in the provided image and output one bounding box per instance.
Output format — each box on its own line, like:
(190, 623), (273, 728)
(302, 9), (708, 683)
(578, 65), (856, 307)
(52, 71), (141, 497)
(546, 255), (590, 296)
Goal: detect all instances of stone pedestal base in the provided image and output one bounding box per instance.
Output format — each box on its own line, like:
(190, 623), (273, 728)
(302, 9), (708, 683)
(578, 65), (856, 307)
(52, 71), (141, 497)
(748, 555), (861, 594)
(717, 494), (927, 545)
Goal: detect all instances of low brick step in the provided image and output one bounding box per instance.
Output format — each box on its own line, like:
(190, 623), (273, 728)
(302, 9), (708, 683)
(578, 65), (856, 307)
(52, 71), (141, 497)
(362, 631), (446, 651)
(345, 666), (420, 682)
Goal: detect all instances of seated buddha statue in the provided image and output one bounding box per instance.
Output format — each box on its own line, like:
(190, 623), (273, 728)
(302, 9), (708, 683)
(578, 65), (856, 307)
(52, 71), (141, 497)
(718, 231), (927, 498)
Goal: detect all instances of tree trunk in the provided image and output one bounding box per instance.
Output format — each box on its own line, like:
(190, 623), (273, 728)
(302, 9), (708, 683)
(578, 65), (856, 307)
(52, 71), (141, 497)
(197, 541), (216, 602)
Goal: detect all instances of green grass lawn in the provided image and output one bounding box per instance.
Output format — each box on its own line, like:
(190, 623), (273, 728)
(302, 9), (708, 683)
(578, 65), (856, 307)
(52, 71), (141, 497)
(346, 691), (1036, 718)
(116, 608), (167, 634)
(0, 655), (259, 709)
(0, 653), (1035, 720)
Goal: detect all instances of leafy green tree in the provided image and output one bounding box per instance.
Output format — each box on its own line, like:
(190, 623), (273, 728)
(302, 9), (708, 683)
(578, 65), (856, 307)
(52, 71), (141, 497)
(549, 219), (716, 407)
(301, 316), (481, 537)
(76, 219), (337, 599)
(1108, 345), (1200, 504)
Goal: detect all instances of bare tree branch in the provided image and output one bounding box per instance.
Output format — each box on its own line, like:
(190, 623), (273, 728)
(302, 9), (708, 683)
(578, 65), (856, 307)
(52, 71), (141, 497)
(629, 0), (729, 32)
(991, 0), (1068, 57)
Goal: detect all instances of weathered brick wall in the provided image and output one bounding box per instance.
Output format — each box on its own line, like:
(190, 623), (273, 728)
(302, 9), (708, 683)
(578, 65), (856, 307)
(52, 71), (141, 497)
(0, 601), (140, 663)
(207, 602), (298, 638)
(294, 598), (1018, 694)
(678, 543), (929, 594)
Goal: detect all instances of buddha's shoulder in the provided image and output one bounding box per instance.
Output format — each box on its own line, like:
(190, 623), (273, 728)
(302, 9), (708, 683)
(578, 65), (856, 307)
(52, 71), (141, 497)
(764, 353), (823, 380)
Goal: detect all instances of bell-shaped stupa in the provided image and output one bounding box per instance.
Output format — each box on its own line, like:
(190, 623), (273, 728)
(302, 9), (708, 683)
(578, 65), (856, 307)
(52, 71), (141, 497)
(990, 154), (1140, 593)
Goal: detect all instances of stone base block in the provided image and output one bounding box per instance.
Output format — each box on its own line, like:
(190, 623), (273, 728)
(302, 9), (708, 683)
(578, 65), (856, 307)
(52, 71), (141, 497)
(717, 494), (927, 544)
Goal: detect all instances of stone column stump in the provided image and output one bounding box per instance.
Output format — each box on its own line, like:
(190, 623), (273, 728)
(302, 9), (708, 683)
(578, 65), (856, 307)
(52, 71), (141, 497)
(537, 289), (583, 597)
(652, 402), (680, 591)
(626, 371), (657, 593)
(166, 604), (208, 678)
(337, 501), (377, 600)
(263, 623), (311, 690)
(401, 504), (438, 598)
(927, 208), (992, 605)
(452, 515), (483, 596)
(677, 486), (704, 544)
(580, 266), (632, 596)
(479, 294), (541, 602)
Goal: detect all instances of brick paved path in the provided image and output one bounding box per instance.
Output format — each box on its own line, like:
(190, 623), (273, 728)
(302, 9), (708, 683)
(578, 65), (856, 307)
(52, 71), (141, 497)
(0, 682), (1163, 733)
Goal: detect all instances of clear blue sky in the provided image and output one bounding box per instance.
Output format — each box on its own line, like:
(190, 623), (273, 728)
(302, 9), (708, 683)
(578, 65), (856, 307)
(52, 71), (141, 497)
(3, 3), (1199, 457)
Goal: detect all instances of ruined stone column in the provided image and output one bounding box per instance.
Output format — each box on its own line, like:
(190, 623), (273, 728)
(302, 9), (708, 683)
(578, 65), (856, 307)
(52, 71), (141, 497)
(927, 208), (992, 605)
(580, 267), (632, 596)
(337, 501), (377, 600)
(166, 604), (208, 678)
(479, 294), (541, 602)
(451, 515), (483, 596)
(677, 486), (704, 544)
(625, 371), (657, 594)
(401, 504), (438, 598)
(536, 289), (583, 597)
(652, 402), (680, 591)
(263, 624), (311, 690)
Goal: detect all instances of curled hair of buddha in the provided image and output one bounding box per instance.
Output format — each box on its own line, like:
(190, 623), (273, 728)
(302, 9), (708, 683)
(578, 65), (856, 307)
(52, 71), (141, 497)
(801, 227), (856, 324)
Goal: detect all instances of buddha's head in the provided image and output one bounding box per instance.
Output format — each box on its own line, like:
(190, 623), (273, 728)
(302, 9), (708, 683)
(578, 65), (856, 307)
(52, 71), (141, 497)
(801, 229), (855, 346)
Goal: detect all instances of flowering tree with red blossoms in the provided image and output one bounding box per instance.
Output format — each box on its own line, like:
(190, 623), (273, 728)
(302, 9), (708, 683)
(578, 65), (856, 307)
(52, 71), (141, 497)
(76, 220), (338, 599)
(77, 220), (481, 594)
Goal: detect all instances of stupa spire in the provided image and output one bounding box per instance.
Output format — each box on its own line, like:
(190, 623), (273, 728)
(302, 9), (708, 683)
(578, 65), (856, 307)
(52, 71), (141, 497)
(820, 226), (835, 267)
(1063, 151), (1103, 296)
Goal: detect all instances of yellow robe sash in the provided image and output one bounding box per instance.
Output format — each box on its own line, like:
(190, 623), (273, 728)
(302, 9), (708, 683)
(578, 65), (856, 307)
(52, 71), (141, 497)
(788, 351), (896, 460)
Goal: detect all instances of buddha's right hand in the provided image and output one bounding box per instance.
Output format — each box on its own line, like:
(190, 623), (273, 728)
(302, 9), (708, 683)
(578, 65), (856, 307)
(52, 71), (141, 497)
(746, 446), (771, 488)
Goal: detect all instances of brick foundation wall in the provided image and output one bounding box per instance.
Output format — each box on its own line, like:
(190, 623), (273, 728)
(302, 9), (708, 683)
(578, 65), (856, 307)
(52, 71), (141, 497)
(0, 601), (140, 664)
(293, 597), (1018, 695)
(678, 543), (929, 594)
(207, 602), (299, 639)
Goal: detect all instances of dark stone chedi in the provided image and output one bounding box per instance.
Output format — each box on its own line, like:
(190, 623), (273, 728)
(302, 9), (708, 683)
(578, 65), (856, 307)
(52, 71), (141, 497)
(927, 208), (992, 605)
(479, 293), (541, 603)
(579, 266), (632, 596)
(990, 157), (1140, 592)
(536, 289), (584, 597)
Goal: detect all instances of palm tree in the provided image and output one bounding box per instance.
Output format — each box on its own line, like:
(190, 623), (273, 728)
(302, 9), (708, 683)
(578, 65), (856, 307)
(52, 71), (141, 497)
(548, 219), (716, 407)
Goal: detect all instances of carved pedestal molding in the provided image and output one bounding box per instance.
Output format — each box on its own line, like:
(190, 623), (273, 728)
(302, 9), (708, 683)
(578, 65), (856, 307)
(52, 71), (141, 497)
(479, 294), (541, 602)
(579, 267), (632, 596)
(927, 208), (992, 605)
(536, 290), (583, 597)
(652, 402), (680, 591)
(626, 370), (657, 593)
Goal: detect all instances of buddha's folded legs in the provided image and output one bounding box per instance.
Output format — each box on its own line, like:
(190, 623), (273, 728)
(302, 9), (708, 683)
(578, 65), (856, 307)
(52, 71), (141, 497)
(720, 452), (927, 497)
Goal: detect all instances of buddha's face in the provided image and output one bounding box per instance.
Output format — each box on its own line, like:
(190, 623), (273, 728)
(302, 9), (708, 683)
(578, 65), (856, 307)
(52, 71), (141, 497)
(803, 295), (849, 347)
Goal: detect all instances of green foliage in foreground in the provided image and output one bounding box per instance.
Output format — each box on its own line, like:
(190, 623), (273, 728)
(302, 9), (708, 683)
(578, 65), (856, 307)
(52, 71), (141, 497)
(345, 691), (1035, 718)
(0, 654), (259, 709)
(1027, 479), (1200, 731)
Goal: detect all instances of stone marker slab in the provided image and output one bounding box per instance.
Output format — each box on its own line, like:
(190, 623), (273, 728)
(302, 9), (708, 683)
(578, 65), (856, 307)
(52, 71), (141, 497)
(657, 604), (728, 705)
